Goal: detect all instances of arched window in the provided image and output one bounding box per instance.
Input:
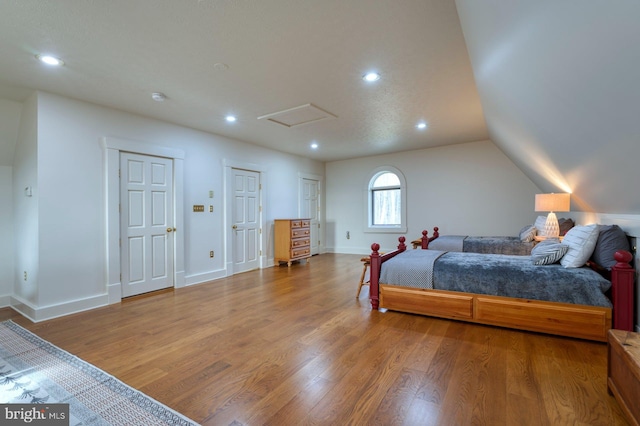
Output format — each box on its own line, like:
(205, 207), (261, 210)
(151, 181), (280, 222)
(365, 167), (407, 233)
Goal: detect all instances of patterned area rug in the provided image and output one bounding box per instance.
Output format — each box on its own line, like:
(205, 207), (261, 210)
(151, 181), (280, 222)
(0, 320), (199, 425)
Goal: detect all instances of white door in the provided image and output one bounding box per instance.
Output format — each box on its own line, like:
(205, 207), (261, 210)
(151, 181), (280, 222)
(120, 152), (174, 297)
(301, 178), (320, 255)
(232, 168), (260, 273)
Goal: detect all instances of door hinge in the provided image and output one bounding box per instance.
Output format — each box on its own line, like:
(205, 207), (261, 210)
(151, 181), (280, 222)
(119, 204), (121, 213)
(259, 206), (262, 212)
(259, 184), (262, 190)
(259, 250), (262, 256)
(118, 169), (121, 178)
(120, 273), (122, 281)
(259, 228), (262, 234)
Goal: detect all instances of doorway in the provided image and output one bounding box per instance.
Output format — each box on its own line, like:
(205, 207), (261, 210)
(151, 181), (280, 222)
(300, 175), (322, 255)
(230, 168), (261, 274)
(120, 152), (175, 297)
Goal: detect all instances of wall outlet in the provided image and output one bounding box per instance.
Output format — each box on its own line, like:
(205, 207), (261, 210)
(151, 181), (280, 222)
(23, 271), (27, 281)
(346, 231), (350, 239)
(209, 251), (214, 258)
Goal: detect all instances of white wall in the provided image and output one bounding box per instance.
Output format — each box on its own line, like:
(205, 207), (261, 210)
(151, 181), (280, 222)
(12, 94), (38, 312)
(0, 99), (21, 167)
(0, 99), (22, 305)
(326, 140), (541, 254)
(0, 167), (13, 302)
(10, 91), (324, 321)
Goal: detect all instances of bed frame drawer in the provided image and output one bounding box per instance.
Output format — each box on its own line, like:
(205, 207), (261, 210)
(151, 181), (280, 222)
(379, 284), (612, 342)
(380, 286), (473, 319)
(474, 296), (610, 341)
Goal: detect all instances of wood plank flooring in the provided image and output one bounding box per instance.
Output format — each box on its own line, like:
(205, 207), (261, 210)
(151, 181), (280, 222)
(0, 253), (629, 425)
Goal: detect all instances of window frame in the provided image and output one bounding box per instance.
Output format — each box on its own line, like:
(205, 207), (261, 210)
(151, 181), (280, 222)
(364, 166), (407, 233)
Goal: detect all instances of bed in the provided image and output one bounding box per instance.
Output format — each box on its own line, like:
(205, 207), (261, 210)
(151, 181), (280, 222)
(412, 217), (575, 255)
(370, 224), (635, 342)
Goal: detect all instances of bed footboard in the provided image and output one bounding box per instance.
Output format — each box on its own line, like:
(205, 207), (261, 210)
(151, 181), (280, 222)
(370, 237), (407, 310)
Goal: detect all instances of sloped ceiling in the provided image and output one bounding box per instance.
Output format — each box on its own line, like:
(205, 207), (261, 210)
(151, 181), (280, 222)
(456, 0), (640, 214)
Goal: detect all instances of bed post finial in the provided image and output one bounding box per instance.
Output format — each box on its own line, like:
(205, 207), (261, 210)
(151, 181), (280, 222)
(614, 250), (633, 268)
(421, 230), (429, 249)
(371, 243), (380, 254)
(433, 227), (439, 238)
(398, 236), (406, 250)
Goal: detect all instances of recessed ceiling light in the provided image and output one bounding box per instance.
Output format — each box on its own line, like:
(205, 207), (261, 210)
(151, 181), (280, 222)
(151, 92), (167, 102)
(310, 142), (319, 149)
(36, 54), (64, 66)
(362, 72), (381, 82)
(225, 115), (237, 123)
(416, 122), (428, 130)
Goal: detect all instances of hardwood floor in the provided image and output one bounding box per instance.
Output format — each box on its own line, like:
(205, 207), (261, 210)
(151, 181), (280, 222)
(0, 253), (629, 425)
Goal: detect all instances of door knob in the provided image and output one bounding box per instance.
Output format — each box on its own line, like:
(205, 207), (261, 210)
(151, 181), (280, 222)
(232, 225), (238, 230)
(166, 228), (173, 232)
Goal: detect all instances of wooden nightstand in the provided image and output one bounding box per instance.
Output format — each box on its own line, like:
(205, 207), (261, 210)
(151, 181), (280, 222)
(608, 329), (640, 426)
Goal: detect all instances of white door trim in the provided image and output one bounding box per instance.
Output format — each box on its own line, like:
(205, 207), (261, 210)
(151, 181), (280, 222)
(102, 136), (185, 304)
(223, 159), (266, 274)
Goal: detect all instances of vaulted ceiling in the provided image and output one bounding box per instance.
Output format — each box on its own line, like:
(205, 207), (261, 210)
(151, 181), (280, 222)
(456, 0), (640, 214)
(0, 0), (638, 214)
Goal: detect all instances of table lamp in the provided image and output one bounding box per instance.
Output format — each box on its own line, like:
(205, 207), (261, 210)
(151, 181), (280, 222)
(535, 193), (570, 237)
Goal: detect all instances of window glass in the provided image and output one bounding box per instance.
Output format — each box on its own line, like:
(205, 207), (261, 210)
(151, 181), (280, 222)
(372, 187), (400, 225)
(372, 172), (400, 188)
(365, 167), (406, 233)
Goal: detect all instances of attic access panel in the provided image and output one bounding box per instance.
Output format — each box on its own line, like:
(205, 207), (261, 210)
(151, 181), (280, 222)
(257, 103), (337, 128)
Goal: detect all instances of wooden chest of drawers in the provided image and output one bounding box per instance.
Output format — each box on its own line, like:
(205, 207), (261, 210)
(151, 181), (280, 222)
(274, 219), (311, 267)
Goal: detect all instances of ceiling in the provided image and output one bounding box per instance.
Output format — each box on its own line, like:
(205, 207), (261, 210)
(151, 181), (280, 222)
(456, 0), (640, 214)
(0, 0), (488, 162)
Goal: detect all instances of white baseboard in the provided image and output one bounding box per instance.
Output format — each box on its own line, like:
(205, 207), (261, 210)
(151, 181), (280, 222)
(325, 247), (372, 255)
(11, 293), (109, 323)
(184, 268), (228, 287)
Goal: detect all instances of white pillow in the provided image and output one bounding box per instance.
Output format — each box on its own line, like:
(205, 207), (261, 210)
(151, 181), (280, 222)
(519, 224), (536, 242)
(531, 239), (568, 265)
(560, 224), (600, 268)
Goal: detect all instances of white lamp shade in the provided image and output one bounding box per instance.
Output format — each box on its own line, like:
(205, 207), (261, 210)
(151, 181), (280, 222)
(535, 193), (570, 212)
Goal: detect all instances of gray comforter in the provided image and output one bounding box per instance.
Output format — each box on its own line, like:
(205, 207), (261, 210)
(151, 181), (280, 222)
(380, 250), (612, 307)
(428, 235), (534, 255)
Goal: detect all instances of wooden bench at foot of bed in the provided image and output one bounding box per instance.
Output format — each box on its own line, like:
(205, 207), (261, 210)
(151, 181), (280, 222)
(369, 237), (635, 342)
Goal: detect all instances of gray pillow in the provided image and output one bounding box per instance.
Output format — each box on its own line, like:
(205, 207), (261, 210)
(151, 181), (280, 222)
(531, 239), (568, 265)
(519, 224), (536, 242)
(590, 225), (630, 269)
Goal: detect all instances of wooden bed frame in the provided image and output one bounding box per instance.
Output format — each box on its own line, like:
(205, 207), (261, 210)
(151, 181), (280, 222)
(369, 233), (635, 342)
